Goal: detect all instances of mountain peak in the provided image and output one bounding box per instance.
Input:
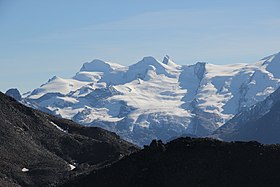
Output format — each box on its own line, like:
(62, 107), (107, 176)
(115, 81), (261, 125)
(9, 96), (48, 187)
(262, 52), (280, 78)
(162, 55), (177, 67)
(80, 59), (124, 73)
(141, 56), (159, 64)
(193, 62), (207, 79)
(261, 52), (280, 62)
(80, 59), (112, 73)
(5, 88), (22, 101)
(129, 56), (163, 69)
(48, 76), (62, 82)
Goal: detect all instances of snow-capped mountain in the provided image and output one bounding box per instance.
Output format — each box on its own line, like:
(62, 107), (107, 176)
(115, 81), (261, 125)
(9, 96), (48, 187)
(213, 85), (280, 143)
(21, 52), (280, 145)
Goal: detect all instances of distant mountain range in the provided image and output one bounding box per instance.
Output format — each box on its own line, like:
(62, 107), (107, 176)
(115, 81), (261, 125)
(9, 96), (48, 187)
(9, 52), (280, 146)
(0, 92), (137, 186)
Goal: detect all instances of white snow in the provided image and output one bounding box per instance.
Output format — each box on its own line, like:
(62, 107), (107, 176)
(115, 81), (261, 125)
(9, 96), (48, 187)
(73, 71), (103, 82)
(23, 52), (280, 145)
(22, 168), (29, 172)
(26, 76), (88, 99)
(50, 121), (67, 133)
(80, 59), (125, 72)
(69, 164), (76, 171)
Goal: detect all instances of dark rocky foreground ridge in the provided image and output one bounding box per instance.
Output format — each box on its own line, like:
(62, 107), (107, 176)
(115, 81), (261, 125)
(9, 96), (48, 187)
(0, 92), (138, 186)
(65, 138), (280, 187)
(3, 89), (280, 187)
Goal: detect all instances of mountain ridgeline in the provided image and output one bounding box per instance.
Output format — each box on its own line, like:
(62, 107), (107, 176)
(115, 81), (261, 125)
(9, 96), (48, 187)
(9, 52), (280, 145)
(64, 137), (280, 187)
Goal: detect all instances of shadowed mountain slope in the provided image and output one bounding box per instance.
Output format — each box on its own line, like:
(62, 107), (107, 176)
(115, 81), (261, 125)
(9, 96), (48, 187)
(0, 92), (138, 186)
(214, 86), (280, 144)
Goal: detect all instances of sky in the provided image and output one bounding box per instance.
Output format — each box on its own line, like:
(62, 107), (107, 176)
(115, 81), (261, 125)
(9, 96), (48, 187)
(0, 0), (280, 93)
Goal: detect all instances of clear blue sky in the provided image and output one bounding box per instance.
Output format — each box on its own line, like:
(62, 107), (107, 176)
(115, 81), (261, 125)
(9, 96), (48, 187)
(1, 0), (280, 93)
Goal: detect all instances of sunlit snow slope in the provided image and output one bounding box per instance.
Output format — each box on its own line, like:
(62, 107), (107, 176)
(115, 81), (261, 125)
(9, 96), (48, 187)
(22, 52), (280, 145)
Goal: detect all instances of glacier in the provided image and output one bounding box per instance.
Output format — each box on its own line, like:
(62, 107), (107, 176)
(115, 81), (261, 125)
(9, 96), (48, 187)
(21, 52), (280, 146)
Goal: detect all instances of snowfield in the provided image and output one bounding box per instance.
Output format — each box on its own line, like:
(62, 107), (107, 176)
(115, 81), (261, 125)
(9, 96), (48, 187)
(22, 52), (280, 145)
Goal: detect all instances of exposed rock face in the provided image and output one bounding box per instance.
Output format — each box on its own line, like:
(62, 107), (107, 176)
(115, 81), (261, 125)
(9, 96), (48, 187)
(5, 88), (22, 101)
(213, 86), (280, 144)
(0, 92), (138, 186)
